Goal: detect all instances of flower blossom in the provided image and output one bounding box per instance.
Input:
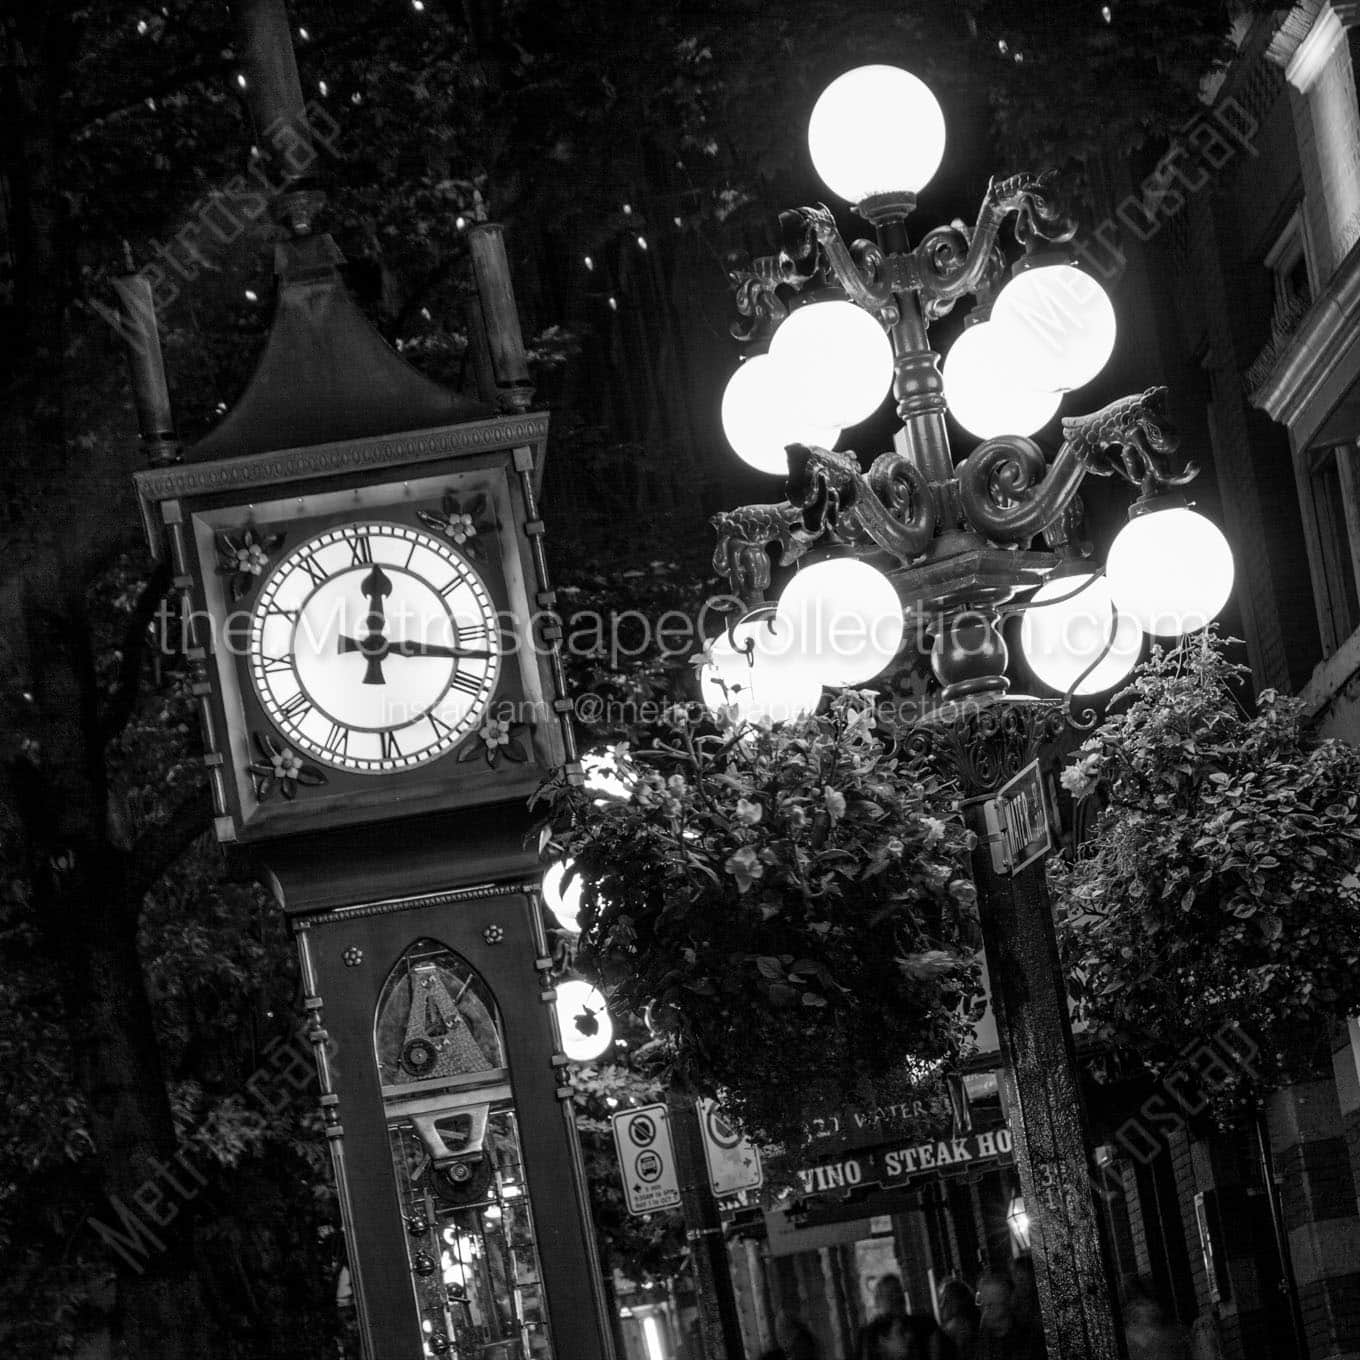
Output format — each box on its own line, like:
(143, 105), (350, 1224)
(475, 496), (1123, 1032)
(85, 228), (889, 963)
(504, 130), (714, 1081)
(735, 798), (762, 826)
(724, 845), (764, 892)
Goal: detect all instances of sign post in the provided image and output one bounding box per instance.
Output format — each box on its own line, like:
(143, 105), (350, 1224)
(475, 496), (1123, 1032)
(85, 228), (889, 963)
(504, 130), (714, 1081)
(666, 1087), (747, 1360)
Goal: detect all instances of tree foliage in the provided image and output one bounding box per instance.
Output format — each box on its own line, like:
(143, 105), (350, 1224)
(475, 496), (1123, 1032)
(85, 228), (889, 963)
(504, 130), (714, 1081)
(1052, 633), (1360, 1098)
(546, 693), (982, 1150)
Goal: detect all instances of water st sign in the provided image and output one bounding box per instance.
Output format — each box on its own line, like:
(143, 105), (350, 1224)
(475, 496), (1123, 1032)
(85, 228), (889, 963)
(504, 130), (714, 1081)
(982, 759), (1052, 874)
(698, 1098), (763, 1198)
(611, 1104), (681, 1216)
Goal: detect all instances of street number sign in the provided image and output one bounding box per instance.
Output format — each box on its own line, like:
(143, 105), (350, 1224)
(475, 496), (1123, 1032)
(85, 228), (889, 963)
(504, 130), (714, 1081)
(611, 1103), (681, 1216)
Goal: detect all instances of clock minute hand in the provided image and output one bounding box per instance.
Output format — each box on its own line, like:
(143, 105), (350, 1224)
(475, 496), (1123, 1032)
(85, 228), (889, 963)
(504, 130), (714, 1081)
(356, 564), (393, 685)
(386, 641), (495, 660)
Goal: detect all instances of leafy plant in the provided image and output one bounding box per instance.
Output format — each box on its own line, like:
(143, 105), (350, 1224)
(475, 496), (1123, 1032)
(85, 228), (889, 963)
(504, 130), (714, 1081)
(1052, 631), (1360, 1099)
(544, 692), (983, 1150)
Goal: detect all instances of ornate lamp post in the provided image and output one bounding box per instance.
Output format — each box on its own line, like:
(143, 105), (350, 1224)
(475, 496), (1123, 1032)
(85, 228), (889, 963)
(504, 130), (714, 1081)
(706, 66), (1235, 1360)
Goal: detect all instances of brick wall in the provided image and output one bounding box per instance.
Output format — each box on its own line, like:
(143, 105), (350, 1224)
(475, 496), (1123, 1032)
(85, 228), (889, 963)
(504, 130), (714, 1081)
(1267, 1079), (1360, 1359)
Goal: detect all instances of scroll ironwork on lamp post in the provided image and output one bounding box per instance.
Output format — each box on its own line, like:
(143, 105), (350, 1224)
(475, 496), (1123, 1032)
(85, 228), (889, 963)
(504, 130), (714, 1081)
(704, 65), (1236, 1360)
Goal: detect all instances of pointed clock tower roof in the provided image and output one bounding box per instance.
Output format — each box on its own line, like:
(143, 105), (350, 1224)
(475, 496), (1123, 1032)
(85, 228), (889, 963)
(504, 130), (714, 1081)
(188, 233), (491, 463)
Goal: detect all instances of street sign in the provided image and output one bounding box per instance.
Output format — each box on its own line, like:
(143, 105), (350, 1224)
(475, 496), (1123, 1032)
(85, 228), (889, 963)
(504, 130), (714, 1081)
(698, 1098), (763, 1197)
(982, 759), (1052, 874)
(611, 1103), (681, 1216)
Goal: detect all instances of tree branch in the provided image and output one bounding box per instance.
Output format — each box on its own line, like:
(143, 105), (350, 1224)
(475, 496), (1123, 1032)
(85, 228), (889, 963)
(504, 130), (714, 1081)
(100, 560), (172, 745)
(125, 786), (214, 906)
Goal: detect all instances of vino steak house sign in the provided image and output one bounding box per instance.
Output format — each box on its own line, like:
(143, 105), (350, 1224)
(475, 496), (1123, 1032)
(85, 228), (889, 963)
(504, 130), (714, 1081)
(797, 1127), (1014, 1196)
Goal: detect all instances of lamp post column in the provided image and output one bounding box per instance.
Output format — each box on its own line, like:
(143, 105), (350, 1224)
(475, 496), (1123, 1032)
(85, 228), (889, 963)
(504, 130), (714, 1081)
(666, 1084), (746, 1360)
(918, 699), (1124, 1360)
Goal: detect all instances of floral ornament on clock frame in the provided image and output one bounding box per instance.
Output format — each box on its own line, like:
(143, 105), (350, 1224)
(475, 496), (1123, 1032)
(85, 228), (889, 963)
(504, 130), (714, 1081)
(248, 731), (328, 801)
(458, 713), (531, 768)
(216, 526), (285, 601)
(417, 490), (495, 561)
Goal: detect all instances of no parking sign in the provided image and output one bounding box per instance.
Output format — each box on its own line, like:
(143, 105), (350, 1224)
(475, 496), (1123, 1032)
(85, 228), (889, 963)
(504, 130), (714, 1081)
(611, 1103), (682, 1216)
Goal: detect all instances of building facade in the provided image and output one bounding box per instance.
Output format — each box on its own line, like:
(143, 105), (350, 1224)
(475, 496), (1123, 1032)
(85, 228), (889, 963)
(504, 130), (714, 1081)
(1086, 3), (1360, 1356)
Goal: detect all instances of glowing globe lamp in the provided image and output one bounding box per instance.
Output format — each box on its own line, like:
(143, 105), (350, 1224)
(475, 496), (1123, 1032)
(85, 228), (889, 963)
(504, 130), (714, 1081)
(1105, 503), (1234, 637)
(1018, 574), (1142, 695)
(942, 321), (1062, 439)
(808, 65), (947, 202)
(699, 614), (824, 724)
(776, 557), (904, 686)
(992, 262), (1116, 393)
(581, 749), (632, 801)
(769, 300), (893, 430)
(555, 980), (613, 1062)
(541, 860), (584, 933)
(720, 354), (841, 475)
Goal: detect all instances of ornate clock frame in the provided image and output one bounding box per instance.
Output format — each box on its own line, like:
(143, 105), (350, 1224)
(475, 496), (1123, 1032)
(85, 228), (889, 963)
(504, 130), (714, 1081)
(135, 413), (569, 844)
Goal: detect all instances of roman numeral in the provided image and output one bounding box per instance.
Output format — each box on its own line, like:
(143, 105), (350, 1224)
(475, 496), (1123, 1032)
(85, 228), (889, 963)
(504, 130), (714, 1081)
(427, 711), (454, 740)
(278, 690), (312, 722)
(380, 730), (402, 761)
(298, 554), (327, 587)
(345, 532), (373, 565)
(323, 723), (348, 756)
(449, 670), (486, 697)
(267, 605), (299, 621)
(439, 575), (470, 598)
(456, 623), (489, 647)
(260, 655), (293, 676)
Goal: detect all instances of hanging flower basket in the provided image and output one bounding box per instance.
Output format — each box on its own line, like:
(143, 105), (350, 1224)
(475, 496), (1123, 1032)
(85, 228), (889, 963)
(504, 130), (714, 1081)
(1052, 632), (1360, 1100)
(543, 693), (983, 1148)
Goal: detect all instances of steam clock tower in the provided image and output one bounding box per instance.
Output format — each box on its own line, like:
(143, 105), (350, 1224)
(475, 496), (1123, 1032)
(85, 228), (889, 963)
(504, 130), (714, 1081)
(121, 19), (612, 1357)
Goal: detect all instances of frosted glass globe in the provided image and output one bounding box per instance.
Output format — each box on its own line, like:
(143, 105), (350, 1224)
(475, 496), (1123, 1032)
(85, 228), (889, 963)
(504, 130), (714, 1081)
(699, 615), (824, 724)
(1019, 574), (1142, 695)
(769, 300), (893, 430)
(775, 558), (904, 686)
(942, 321), (1062, 439)
(808, 65), (946, 202)
(555, 980), (612, 1062)
(992, 263), (1116, 393)
(720, 354), (841, 475)
(541, 860), (584, 933)
(1106, 506), (1235, 636)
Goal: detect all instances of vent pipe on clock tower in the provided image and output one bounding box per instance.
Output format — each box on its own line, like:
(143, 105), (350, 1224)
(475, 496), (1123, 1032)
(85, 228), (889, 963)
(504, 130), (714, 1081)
(236, 0), (324, 235)
(468, 223), (535, 413)
(236, 0), (533, 412)
(112, 258), (179, 467)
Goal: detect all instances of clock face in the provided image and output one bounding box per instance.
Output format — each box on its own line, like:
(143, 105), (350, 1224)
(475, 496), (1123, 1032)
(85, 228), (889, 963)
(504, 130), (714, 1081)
(247, 522), (502, 773)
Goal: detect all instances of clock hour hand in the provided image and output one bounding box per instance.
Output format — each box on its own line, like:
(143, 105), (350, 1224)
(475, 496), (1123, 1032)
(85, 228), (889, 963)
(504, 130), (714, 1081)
(386, 640), (495, 660)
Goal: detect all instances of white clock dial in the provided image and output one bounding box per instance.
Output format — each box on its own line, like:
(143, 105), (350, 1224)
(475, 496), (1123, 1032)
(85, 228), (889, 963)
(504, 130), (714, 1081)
(247, 522), (502, 773)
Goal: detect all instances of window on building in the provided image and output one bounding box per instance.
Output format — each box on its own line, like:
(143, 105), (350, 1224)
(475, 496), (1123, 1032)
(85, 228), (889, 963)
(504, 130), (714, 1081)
(1303, 442), (1360, 653)
(1265, 208), (1314, 320)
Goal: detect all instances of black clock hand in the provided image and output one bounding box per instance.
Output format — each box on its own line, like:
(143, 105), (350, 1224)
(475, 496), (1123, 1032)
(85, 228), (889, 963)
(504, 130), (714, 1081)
(386, 641), (495, 660)
(352, 565), (392, 685)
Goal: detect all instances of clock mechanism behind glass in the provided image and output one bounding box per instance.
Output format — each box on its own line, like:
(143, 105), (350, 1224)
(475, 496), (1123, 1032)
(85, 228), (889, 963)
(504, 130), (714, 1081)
(377, 942), (553, 1360)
